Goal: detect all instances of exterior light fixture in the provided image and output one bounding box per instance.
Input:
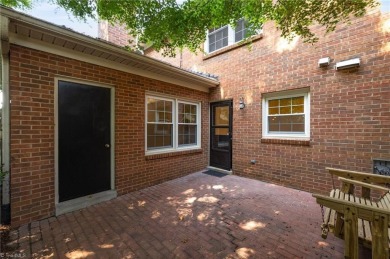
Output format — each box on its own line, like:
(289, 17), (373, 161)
(335, 58), (360, 70)
(318, 57), (330, 68)
(239, 97), (246, 109)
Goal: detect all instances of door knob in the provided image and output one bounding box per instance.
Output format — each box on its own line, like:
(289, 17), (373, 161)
(105, 144), (110, 148)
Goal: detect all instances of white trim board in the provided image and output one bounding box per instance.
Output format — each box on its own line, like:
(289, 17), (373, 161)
(9, 33), (211, 93)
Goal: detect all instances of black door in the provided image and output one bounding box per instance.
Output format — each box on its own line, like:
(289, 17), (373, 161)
(210, 101), (232, 170)
(58, 81), (111, 202)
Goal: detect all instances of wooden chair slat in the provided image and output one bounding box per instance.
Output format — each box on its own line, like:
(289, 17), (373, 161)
(313, 168), (390, 258)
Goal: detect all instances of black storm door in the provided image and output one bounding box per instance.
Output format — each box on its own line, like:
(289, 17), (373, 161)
(210, 101), (232, 170)
(58, 81), (111, 202)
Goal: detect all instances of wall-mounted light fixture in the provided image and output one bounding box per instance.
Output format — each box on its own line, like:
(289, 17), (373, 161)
(335, 58), (360, 70)
(318, 57), (330, 68)
(239, 97), (246, 109)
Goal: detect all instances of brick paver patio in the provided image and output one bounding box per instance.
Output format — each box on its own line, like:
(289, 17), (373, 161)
(3, 171), (370, 258)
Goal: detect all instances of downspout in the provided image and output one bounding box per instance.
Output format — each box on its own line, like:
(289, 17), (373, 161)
(0, 15), (10, 225)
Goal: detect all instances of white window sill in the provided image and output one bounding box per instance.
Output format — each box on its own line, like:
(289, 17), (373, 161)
(145, 147), (203, 160)
(145, 146), (201, 156)
(262, 136), (310, 141)
(204, 34), (263, 60)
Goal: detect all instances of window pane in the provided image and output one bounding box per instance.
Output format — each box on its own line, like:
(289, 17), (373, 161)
(236, 19), (244, 30)
(223, 37), (228, 47)
(292, 96), (304, 105)
(280, 124), (291, 132)
(290, 115), (304, 123)
(165, 101), (172, 112)
(147, 111), (156, 122)
(165, 112), (172, 123)
(216, 40), (222, 50)
(157, 111), (165, 122)
(269, 123), (279, 132)
(292, 124), (304, 132)
(190, 105), (196, 114)
(269, 107), (279, 115)
(235, 31), (243, 42)
(292, 105), (304, 113)
(280, 106), (291, 114)
(209, 43), (216, 52)
(147, 136), (156, 148)
(147, 124), (172, 149)
(280, 98), (291, 106)
(178, 125), (197, 146)
(156, 100), (165, 110)
(147, 98), (156, 110)
(268, 115), (305, 133)
(269, 100), (279, 107)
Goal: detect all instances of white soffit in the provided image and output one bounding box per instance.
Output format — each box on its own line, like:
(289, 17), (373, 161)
(0, 7), (219, 92)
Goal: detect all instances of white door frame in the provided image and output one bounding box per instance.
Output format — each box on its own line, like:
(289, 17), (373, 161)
(54, 76), (117, 215)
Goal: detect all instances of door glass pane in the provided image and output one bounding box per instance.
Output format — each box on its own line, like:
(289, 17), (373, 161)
(215, 128), (229, 135)
(214, 106), (229, 126)
(212, 129), (230, 150)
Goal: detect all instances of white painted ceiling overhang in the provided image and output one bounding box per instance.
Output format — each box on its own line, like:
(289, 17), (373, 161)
(0, 7), (219, 92)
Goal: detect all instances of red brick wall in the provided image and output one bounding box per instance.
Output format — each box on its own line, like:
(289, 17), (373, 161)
(143, 8), (390, 194)
(99, 21), (134, 47)
(9, 45), (209, 227)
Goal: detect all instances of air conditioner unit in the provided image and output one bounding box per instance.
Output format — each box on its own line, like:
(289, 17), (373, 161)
(335, 58), (360, 70)
(318, 57), (330, 68)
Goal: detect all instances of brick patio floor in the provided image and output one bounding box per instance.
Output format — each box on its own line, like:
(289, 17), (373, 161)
(3, 171), (371, 258)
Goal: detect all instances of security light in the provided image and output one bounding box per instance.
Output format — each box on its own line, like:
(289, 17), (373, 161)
(335, 58), (360, 70)
(318, 57), (330, 68)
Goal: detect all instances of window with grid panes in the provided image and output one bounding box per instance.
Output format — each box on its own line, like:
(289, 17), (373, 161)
(206, 19), (259, 53)
(178, 102), (197, 146)
(208, 25), (229, 53)
(235, 19), (249, 42)
(262, 90), (310, 139)
(146, 96), (201, 154)
(146, 97), (173, 149)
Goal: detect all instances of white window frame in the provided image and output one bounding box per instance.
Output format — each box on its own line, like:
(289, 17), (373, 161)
(204, 20), (262, 54)
(205, 25), (235, 54)
(145, 95), (201, 155)
(262, 89), (310, 140)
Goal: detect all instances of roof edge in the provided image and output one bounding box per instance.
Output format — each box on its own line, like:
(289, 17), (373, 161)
(0, 6), (219, 87)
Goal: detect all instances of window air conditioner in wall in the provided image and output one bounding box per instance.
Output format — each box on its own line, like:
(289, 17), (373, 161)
(335, 58), (360, 70)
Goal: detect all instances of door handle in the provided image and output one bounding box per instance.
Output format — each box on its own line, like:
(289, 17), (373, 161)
(105, 144), (110, 148)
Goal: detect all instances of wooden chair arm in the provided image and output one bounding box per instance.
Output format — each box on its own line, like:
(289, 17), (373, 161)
(313, 194), (390, 219)
(326, 167), (390, 184)
(338, 177), (390, 192)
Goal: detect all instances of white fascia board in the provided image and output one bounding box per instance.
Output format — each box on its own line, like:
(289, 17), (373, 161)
(10, 33), (211, 92)
(0, 7), (218, 88)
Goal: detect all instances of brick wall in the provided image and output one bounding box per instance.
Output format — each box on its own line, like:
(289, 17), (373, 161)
(99, 21), (134, 47)
(141, 7), (390, 194)
(9, 45), (209, 227)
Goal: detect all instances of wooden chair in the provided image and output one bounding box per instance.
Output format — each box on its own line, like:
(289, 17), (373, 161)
(313, 167), (390, 259)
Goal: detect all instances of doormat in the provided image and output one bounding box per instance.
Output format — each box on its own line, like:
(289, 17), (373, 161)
(203, 170), (228, 178)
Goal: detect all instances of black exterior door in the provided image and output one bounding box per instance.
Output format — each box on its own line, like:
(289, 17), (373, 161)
(210, 101), (232, 170)
(58, 81), (111, 202)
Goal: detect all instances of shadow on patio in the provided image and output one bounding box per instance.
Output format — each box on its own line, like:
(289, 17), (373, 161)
(1, 171), (370, 258)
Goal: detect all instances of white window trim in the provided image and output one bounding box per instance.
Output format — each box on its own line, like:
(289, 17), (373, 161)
(262, 89), (310, 140)
(204, 22), (262, 54)
(145, 95), (201, 155)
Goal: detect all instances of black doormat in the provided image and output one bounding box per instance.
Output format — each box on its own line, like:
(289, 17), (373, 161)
(202, 170), (228, 178)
